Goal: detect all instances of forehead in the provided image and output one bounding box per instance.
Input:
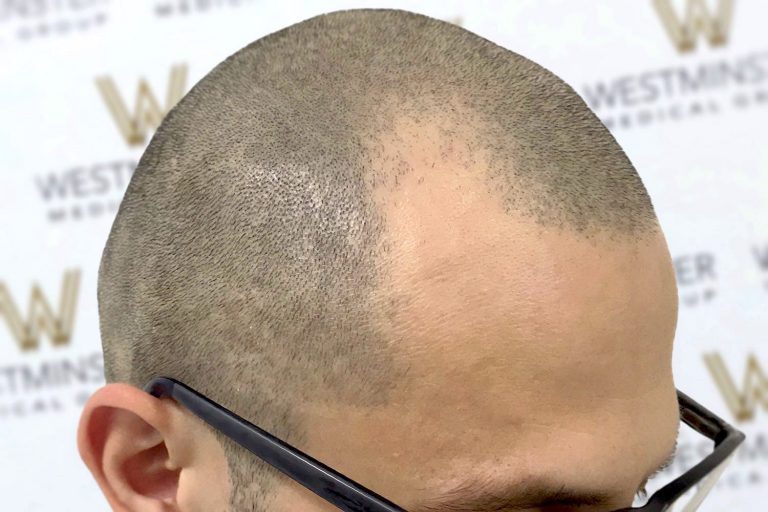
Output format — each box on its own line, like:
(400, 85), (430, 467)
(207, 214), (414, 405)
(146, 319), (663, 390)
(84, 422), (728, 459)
(374, 146), (679, 402)
(316, 144), (678, 496)
(297, 132), (680, 507)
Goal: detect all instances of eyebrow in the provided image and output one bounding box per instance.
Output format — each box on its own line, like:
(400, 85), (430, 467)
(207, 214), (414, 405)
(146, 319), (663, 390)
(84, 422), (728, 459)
(413, 442), (680, 512)
(413, 477), (614, 512)
(636, 438), (679, 497)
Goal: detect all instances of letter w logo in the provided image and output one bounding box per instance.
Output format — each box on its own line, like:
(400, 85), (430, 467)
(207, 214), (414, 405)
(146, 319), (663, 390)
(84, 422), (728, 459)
(704, 352), (768, 421)
(653, 0), (734, 53)
(96, 64), (188, 146)
(0, 270), (80, 351)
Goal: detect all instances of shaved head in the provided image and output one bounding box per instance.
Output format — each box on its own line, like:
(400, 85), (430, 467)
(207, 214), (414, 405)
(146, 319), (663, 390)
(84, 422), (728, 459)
(97, 9), (677, 511)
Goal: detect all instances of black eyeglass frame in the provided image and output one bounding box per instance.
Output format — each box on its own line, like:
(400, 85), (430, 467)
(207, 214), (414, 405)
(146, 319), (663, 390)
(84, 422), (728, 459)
(144, 377), (745, 512)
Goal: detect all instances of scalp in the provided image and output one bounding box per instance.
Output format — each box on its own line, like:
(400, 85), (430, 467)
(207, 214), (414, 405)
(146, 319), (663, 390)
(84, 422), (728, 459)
(98, 9), (660, 510)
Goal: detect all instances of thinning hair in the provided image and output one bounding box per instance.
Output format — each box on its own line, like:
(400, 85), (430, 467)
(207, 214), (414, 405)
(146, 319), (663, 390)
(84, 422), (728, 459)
(99, 9), (657, 510)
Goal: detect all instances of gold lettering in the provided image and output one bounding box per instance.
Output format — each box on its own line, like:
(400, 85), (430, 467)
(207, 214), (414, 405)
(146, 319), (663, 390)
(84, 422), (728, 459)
(704, 352), (768, 421)
(96, 64), (188, 146)
(653, 0), (734, 53)
(0, 270), (80, 351)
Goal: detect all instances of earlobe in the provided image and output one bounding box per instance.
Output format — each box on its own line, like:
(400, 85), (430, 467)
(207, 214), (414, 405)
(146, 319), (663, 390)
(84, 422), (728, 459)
(77, 383), (181, 512)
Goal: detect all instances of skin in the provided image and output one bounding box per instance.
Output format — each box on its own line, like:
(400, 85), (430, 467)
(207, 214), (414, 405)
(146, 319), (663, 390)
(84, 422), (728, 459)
(78, 129), (681, 512)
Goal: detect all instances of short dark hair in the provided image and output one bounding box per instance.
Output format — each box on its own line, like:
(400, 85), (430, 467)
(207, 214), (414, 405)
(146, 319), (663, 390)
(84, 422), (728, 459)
(99, 9), (657, 510)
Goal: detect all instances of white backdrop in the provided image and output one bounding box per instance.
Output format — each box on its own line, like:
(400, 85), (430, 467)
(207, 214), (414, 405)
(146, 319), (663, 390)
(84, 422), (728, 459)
(1, 1), (766, 510)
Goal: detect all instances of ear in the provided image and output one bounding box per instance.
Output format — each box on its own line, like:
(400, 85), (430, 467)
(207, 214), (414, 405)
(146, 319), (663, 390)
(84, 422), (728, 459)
(77, 383), (182, 511)
(78, 383), (232, 511)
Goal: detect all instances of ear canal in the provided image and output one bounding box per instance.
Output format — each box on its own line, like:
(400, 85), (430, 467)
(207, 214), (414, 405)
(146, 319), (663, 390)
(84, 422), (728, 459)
(122, 439), (181, 502)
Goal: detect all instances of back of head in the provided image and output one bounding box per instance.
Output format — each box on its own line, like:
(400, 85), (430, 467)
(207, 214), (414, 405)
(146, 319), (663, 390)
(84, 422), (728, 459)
(99, 8), (658, 509)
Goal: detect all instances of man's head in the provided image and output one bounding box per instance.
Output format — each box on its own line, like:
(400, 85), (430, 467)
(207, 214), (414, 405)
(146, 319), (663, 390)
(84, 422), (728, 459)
(78, 9), (680, 512)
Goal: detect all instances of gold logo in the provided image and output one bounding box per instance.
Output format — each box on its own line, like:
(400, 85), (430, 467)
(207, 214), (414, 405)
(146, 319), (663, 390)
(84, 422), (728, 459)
(96, 64), (188, 146)
(653, 0), (734, 53)
(704, 352), (767, 421)
(0, 270), (80, 351)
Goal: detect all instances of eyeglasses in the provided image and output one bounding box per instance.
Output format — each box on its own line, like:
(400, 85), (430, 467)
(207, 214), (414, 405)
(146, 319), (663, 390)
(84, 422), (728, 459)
(145, 377), (745, 512)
